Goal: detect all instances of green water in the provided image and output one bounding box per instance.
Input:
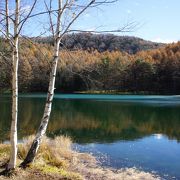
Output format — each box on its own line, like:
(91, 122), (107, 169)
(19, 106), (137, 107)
(0, 94), (180, 179)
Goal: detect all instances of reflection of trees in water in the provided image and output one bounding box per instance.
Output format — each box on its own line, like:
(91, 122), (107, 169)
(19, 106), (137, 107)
(50, 100), (180, 143)
(1, 97), (180, 143)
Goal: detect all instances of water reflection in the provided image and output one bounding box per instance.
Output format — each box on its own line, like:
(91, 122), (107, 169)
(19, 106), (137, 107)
(0, 95), (180, 143)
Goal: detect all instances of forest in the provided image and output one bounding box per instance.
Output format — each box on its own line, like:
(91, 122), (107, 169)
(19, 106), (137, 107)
(0, 35), (180, 94)
(35, 33), (164, 54)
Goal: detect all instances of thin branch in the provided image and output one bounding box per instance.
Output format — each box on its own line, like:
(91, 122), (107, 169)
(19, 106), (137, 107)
(21, 35), (52, 69)
(67, 21), (138, 34)
(19, 9), (59, 24)
(18, 0), (38, 35)
(5, 0), (10, 39)
(68, 0), (119, 8)
(0, 51), (12, 68)
(60, 0), (95, 38)
(44, 0), (55, 38)
(0, 28), (14, 46)
(0, 12), (15, 23)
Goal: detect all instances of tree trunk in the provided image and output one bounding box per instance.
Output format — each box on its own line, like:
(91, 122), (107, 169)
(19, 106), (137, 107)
(20, 0), (62, 168)
(20, 0), (94, 167)
(7, 0), (20, 170)
(8, 40), (19, 170)
(20, 43), (60, 167)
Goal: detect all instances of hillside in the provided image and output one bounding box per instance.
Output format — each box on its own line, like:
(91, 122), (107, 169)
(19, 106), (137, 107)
(34, 33), (164, 54)
(0, 36), (179, 94)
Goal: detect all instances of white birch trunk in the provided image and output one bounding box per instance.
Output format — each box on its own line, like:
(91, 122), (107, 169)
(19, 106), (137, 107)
(21, 41), (61, 166)
(8, 44), (18, 170)
(21, 1), (62, 166)
(21, 0), (94, 167)
(8, 0), (20, 170)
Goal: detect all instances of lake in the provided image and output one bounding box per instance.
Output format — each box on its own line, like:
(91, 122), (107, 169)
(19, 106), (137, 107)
(0, 94), (180, 179)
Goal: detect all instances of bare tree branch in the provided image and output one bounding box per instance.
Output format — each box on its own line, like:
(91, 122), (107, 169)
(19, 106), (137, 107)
(44, 0), (55, 38)
(18, 0), (38, 35)
(60, 0), (95, 38)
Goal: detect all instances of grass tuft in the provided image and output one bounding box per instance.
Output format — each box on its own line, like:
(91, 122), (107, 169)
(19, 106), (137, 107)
(33, 164), (82, 180)
(18, 135), (72, 168)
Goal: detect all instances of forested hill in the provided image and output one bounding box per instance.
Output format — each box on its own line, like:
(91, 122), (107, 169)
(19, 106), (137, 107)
(34, 33), (164, 54)
(0, 37), (180, 94)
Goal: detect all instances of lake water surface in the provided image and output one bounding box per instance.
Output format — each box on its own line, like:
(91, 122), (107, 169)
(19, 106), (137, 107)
(0, 94), (180, 179)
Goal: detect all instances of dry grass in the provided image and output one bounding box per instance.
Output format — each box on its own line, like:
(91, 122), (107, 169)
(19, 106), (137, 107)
(74, 165), (161, 180)
(18, 135), (73, 168)
(0, 136), (160, 180)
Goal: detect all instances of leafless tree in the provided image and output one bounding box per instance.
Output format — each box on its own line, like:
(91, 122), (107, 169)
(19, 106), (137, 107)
(0, 0), (135, 169)
(20, 0), (135, 167)
(0, 0), (37, 171)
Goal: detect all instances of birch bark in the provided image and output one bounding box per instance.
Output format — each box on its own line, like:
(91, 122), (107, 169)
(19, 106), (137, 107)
(8, 0), (20, 170)
(21, 0), (97, 167)
(20, 0), (62, 166)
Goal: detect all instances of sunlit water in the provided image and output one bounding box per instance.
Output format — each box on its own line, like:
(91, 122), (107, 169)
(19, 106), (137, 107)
(0, 94), (180, 179)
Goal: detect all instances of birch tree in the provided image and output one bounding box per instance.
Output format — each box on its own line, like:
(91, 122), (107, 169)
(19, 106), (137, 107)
(0, 0), (37, 170)
(20, 0), (132, 167)
(8, 0), (20, 170)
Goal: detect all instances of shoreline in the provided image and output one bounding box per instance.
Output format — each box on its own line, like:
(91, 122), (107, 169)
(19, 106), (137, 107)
(0, 136), (160, 180)
(0, 89), (179, 96)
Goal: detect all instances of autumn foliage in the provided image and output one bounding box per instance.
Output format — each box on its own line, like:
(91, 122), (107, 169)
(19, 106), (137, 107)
(0, 38), (180, 94)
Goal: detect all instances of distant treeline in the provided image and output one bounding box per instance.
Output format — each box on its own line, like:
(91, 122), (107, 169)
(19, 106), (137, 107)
(34, 33), (164, 54)
(0, 37), (180, 94)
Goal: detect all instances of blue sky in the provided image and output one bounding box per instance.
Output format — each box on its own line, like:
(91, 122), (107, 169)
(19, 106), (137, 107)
(72, 0), (180, 43)
(20, 0), (180, 43)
